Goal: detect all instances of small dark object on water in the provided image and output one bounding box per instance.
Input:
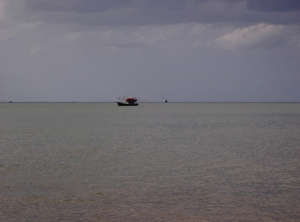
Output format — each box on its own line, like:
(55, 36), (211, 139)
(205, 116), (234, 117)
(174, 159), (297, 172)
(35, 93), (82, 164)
(165, 100), (168, 103)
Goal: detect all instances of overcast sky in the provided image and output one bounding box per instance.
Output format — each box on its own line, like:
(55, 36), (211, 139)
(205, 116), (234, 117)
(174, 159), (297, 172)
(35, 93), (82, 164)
(0, 0), (299, 102)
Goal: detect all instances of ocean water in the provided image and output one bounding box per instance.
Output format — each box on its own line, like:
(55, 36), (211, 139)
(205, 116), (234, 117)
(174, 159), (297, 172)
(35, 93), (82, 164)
(0, 102), (299, 221)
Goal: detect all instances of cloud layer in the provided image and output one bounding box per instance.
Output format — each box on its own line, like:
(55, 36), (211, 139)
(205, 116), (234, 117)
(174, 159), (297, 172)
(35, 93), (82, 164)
(1, 0), (299, 102)
(4, 0), (300, 26)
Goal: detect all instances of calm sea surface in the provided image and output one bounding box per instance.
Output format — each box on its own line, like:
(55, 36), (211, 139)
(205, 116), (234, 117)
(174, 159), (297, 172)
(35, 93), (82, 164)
(0, 103), (299, 221)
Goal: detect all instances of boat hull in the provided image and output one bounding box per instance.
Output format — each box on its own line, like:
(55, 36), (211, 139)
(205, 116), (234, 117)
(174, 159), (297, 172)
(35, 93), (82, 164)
(117, 102), (139, 106)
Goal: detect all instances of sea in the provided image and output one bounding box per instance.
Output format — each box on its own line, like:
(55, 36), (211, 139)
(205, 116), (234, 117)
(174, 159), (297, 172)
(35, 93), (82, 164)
(0, 102), (299, 221)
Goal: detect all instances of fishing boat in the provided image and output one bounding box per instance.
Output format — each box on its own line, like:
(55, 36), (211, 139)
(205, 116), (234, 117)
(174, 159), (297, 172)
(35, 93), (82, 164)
(115, 96), (139, 106)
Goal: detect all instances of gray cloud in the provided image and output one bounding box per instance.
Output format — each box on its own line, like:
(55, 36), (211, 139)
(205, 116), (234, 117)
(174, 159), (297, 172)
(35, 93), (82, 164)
(246, 0), (300, 12)
(24, 0), (130, 13)
(5, 0), (300, 28)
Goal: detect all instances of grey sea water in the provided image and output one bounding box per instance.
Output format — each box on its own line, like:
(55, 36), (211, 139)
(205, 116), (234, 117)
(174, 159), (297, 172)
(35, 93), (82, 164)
(0, 102), (299, 221)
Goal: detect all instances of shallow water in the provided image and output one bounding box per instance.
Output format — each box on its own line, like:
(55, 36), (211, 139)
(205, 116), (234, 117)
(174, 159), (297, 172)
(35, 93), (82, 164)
(1, 103), (299, 221)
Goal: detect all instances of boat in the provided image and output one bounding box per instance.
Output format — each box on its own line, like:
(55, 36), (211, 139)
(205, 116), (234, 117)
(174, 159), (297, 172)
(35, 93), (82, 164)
(115, 96), (139, 106)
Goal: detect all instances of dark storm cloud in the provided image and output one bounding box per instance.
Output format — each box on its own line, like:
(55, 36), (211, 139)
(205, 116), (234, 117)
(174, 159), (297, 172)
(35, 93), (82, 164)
(8, 0), (299, 27)
(246, 0), (300, 12)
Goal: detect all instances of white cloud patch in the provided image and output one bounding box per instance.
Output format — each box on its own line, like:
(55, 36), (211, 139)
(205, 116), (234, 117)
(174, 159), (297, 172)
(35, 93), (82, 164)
(19, 21), (43, 29)
(29, 45), (42, 56)
(63, 32), (85, 44)
(216, 23), (300, 50)
(0, 29), (16, 43)
(62, 23), (213, 49)
(96, 24), (186, 48)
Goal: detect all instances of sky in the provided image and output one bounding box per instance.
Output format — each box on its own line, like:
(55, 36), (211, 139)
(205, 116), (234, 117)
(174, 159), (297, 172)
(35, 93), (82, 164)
(0, 0), (299, 102)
